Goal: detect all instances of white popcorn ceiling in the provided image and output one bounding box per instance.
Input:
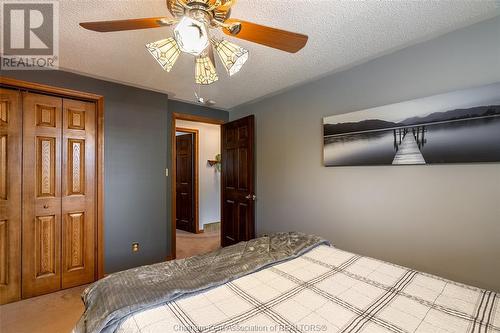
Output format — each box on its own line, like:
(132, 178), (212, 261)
(61, 0), (499, 109)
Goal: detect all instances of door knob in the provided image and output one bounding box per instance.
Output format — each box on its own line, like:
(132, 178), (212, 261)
(43, 204), (49, 209)
(245, 194), (256, 201)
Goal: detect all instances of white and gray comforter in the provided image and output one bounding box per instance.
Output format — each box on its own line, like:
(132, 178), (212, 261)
(115, 244), (499, 333)
(74, 232), (329, 333)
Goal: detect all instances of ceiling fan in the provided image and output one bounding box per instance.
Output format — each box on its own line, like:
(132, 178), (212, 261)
(80, 0), (308, 85)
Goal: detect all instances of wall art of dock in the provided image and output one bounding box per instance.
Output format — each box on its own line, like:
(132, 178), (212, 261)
(392, 127), (426, 165)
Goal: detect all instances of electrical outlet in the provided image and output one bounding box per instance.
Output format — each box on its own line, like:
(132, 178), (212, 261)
(132, 242), (139, 253)
(165, 168), (169, 177)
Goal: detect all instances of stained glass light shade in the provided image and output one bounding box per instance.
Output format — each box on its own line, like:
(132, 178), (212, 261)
(211, 38), (249, 76)
(145, 38), (180, 72)
(195, 56), (218, 85)
(174, 17), (210, 56)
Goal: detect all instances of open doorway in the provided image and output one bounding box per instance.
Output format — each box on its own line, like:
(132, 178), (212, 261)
(171, 113), (224, 259)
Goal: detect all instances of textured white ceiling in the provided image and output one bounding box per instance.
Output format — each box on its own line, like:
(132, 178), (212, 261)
(60, 0), (499, 109)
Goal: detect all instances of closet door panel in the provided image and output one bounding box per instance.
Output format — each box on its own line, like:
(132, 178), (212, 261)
(0, 88), (22, 304)
(62, 98), (95, 288)
(22, 92), (62, 298)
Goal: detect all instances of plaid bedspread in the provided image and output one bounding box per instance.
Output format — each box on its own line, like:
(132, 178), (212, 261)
(75, 233), (329, 333)
(117, 245), (499, 333)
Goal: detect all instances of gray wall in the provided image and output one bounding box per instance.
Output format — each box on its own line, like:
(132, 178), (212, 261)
(232, 16), (500, 291)
(0, 70), (228, 273)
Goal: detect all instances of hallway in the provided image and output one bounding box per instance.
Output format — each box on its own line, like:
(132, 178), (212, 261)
(175, 228), (220, 259)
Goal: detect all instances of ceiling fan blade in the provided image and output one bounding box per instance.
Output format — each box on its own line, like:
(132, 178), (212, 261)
(79, 17), (175, 32)
(223, 19), (308, 53)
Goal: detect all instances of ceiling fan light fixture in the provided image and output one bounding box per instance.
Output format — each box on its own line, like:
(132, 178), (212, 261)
(195, 55), (218, 85)
(145, 37), (180, 72)
(174, 16), (210, 56)
(80, 0), (309, 86)
(211, 38), (248, 76)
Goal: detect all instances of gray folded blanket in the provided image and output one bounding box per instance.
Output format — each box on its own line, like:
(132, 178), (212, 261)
(74, 232), (330, 333)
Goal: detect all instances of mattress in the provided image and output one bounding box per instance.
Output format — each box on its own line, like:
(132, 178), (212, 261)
(117, 245), (499, 333)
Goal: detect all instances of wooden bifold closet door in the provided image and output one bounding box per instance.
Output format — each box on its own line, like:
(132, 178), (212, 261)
(61, 98), (95, 289)
(0, 88), (22, 304)
(22, 92), (95, 298)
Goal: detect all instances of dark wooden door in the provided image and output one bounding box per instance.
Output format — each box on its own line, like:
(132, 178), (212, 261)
(221, 115), (255, 247)
(176, 134), (195, 233)
(0, 88), (22, 304)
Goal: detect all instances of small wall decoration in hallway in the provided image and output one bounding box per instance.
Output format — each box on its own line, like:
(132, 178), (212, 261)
(207, 154), (222, 172)
(323, 82), (500, 166)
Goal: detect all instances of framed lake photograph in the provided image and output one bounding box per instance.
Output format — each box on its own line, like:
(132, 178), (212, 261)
(323, 82), (500, 166)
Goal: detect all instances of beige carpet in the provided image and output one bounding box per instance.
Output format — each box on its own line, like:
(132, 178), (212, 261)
(175, 229), (220, 259)
(0, 230), (220, 333)
(0, 284), (87, 333)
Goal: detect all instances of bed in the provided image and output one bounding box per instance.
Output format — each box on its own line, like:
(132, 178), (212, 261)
(75, 233), (499, 333)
